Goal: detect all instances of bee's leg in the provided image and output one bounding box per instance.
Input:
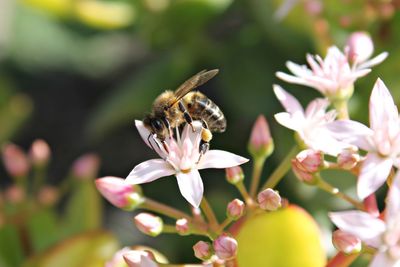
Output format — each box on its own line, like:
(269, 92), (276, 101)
(197, 141), (209, 164)
(162, 118), (173, 139)
(197, 120), (212, 163)
(148, 133), (169, 155)
(178, 101), (195, 132)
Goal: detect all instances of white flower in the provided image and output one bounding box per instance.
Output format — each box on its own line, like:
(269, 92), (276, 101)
(330, 172), (400, 267)
(126, 120), (248, 208)
(276, 46), (387, 98)
(327, 79), (400, 199)
(273, 85), (350, 156)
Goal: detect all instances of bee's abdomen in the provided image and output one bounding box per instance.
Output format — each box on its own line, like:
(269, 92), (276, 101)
(185, 92), (226, 133)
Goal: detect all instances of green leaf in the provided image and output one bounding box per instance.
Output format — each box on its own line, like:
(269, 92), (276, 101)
(62, 179), (102, 236)
(27, 209), (59, 253)
(22, 230), (120, 267)
(0, 224), (25, 267)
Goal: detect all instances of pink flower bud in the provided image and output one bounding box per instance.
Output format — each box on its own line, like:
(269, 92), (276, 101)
(95, 177), (144, 210)
(37, 186), (59, 206)
(29, 139), (51, 166)
(134, 213), (163, 237)
(175, 218), (190, 235)
(225, 166), (244, 184)
(2, 143), (30, 178)
(72, 153), (100, 179)
(294, 149), (323, 173)
(257, 188), (281, 211)
(213, 234), (238, 260)
(346, 32), (374, 63)
(332, 230), (362, 254)
(123, 250), (158, 267)
(337, 149), (360, 170)
(291, 160), (314, 183)
(193, 241), (212, 261)
(106, 247), (132, 267)
(226, 199), (245, 220)
(5, 185), (25, 204)
(248, 115), (274, 159)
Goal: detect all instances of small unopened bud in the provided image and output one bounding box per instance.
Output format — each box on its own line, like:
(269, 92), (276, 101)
(213, 234), (238, 260)
(134, 213), (163, 237)
(29, 139), (51, 167)
(175, 218), (190, 235)
(123, 250), (157, 267)
(37, 186), (59, 206)
(337, 149), (360, 170)
(291, 150), (323, 183)
(193, 241), (212, 261)
(248, 115), (274, 159)
(106, 247), (131, 267)
(294, 149), (323, 172)
(226, 199), (245, 220)
(72, 153), (100, 179)
(2, 143), (30, 178)
(5, 186), (26, 204)
(332, 230), (362, 254)
(346, 32), (374, 63)
(257, 188), (281, 211)
(292, 161), (315, 183)
(95, 177), (144, 210)
(225, 166), (244, 184)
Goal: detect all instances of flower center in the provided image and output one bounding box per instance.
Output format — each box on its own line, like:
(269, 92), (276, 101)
(181, 168), (191, 174)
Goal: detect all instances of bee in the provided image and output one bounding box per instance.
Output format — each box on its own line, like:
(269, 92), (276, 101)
(143, 69), (226, 156)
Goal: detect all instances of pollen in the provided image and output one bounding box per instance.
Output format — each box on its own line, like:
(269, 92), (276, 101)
(201, 129), (212, 142)
(181, 168), (191, 174)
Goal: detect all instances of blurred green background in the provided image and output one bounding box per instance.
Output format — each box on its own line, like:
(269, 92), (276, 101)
(1, 0), (400, 266)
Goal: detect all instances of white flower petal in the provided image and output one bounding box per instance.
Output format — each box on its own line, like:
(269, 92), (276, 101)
(126, 159), (175, 184)
(326, 120), (374, 151)
(369, 79), (399, 132)
(286, 61), (312, 78)
(358, 153), (393, 200)
(369, 252), (398, 267)
(135, 120), (167, 158)
(357, 52), (388, 70)
(135, 120), (152, 148)
(181, 121), (203, 146)
(176, 170), (204, 208)
(329, 211), (385, 248)
(197, 150), (249, 170)
(304, 98), (329, 119)
(275, 72), (313, 88)
(274, 112), (302, 132)
(273, 85), (304, 114)
(386, 171), (400, 222)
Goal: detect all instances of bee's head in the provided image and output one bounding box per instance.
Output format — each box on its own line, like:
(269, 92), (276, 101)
(143, 114), (168, 141)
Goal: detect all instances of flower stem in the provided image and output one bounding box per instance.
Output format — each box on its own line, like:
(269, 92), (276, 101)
(315, 175), (364, 210)
(142, 198), (192, 220)
(326, 252), (359, 267)
(162, 225), (177, 234)
(236, 181), (254, 207)
(217, 217), (233, 233)
(333, 99), (350, 120)
(200, 197), (219, 234)
(249, 157), (266, 198)
(261, 145), (298, 190)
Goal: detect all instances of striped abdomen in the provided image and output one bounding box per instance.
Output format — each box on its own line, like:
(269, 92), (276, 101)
(184, 92), (226, 133)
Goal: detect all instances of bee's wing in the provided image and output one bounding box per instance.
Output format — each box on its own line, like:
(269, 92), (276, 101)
(169, 69), (219, 107)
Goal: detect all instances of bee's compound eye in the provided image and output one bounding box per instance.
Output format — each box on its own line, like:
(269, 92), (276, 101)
(151, 119), (163, 131)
